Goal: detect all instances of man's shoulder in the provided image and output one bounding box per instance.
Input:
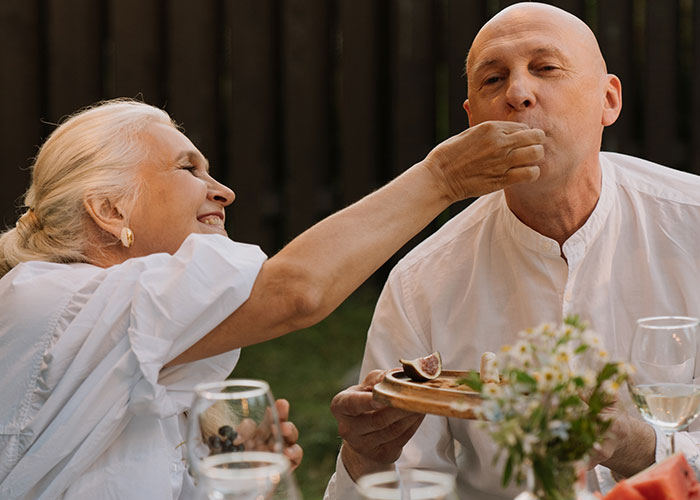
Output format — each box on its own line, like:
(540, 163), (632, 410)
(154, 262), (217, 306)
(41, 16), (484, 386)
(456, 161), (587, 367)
(602, 151), (700, 206)
(393, 191), (504, 273)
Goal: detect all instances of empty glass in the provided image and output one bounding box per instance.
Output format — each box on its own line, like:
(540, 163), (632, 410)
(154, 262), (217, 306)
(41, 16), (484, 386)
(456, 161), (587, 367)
(187, 379), (294, 497)
(357, 469), (458, 500)
(195, 451), (301, 500)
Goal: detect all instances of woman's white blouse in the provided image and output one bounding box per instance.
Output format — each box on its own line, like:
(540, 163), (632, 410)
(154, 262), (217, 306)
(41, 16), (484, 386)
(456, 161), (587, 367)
(0, 233), (267, 500)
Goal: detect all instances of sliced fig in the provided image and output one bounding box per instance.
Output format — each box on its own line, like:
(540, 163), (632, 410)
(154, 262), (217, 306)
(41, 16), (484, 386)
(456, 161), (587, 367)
(400, 352), (442, 382)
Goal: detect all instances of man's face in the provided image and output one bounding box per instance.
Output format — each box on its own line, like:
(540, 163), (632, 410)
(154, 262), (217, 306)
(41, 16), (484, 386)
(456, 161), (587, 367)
(464, 10), (609, 187)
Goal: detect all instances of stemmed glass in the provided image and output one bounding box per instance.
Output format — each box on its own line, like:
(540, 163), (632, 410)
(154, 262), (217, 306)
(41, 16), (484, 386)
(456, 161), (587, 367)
(357, 469), (458, 500)
(627, 316), (700, 455)
(186, 379), (301, 499)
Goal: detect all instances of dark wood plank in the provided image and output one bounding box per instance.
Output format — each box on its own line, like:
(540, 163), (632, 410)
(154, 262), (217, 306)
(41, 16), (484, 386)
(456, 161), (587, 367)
(447, 0), (488, 137)
(166, 0), (220, 176)
(0, 0), (41, 227)
(46, 0), (102, 123)
(107, 0), (163, 104)
(545, 0), (585, 19)
(597, 0), (636, 156)
(225, 0), (278, 252)
(644, 1), (680, 167)
(281, 0), (332, 238)
(389, 0), (437, 177)
(338, 0), (380, 207)
(691, 0), (700, 175)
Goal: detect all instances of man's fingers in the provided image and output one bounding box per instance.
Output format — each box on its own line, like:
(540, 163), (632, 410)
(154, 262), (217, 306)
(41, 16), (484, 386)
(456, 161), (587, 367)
(361, 369), (387, 387)
(332, 388), (386, 417)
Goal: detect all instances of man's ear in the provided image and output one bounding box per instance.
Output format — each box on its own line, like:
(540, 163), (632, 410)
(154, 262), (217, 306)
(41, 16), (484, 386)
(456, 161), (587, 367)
(602, 74), (622, 127)
(83, 197), (126, 240)
(463, 99), (473, 127)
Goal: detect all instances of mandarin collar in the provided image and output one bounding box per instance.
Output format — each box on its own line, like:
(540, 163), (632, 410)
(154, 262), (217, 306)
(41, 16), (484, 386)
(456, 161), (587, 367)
(498, 153), (616, 265)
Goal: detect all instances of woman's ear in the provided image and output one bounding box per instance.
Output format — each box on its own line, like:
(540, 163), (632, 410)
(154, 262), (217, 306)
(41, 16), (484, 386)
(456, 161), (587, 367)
(602, 74), (622, 127)
(83, 197), (126, 240)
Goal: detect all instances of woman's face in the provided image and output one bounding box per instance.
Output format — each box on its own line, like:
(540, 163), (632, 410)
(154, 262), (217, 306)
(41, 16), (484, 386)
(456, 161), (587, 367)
(127, 122), (235, 256)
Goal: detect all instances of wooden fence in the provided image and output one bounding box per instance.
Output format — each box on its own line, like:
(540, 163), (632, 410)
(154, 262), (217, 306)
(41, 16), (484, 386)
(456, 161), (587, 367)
(1, 0), (699, 259)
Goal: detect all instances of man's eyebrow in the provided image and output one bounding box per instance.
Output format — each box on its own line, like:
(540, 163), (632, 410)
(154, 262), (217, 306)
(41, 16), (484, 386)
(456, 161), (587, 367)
(471, 45), (571, 76)
(175, 151), (210, 172)
(530, 46), (570, 63)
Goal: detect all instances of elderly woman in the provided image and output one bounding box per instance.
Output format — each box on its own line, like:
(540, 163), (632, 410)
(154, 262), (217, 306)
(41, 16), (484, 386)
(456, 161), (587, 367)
(0, 99), (544, 499)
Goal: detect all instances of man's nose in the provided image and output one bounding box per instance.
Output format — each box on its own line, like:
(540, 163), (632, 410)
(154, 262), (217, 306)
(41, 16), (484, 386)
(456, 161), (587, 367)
(505, 73), (536, 111)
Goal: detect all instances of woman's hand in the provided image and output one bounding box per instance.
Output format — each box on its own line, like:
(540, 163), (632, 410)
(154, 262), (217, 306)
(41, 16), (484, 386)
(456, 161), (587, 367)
(422, 121), (545, 203)
(276, 399), (303, 470)
(231, 398), (303, 470)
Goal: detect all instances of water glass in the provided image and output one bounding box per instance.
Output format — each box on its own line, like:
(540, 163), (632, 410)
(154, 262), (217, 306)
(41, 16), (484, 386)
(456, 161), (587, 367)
(357, 469), (457, 500)
(196, 451), (301, 500)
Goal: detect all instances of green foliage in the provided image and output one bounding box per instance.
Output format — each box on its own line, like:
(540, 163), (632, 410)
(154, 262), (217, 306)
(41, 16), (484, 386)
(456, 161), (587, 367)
(475, 316), (629, 500)
(231, 285), (380, 500)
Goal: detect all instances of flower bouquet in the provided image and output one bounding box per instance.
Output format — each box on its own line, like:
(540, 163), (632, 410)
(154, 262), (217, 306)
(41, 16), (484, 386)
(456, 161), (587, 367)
(460, 316), (630, 500)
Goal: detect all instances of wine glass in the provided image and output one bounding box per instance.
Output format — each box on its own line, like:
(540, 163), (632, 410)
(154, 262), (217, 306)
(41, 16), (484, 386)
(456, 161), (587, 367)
(187, 379), (300, 498)
(357, 469), (458, 500)
(196, 451), (301, 500)
(627, 316), (700, 455)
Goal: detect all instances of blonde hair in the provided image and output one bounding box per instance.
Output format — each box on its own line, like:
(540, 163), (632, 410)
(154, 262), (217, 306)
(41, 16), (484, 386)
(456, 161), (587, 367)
(0, 98), (177, 277)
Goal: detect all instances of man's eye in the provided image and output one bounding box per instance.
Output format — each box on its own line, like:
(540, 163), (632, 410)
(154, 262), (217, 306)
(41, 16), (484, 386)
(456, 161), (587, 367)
(182, 165), (197, 173)
(539, 65), (558, 72)
(484, 76), (501, 85)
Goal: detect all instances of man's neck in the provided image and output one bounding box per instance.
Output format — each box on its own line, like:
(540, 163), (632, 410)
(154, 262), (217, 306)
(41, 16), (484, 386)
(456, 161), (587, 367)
(504, 160), (602, 248)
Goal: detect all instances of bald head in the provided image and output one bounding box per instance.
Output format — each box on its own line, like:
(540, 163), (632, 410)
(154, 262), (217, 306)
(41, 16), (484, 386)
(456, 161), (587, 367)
(467, 2), (606, 79)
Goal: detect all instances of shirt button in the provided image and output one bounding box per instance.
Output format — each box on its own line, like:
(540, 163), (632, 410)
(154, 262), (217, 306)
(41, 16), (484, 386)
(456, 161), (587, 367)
(170, 462), (178, 472)
(565, 291), (572, 302)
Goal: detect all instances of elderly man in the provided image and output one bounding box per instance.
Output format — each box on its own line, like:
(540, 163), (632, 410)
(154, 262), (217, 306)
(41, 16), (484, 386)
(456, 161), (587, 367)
(324, 2), (700, 499)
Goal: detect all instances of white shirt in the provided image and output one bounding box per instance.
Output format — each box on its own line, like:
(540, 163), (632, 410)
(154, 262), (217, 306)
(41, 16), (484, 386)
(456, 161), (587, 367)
(0, 233), (266, 500)
(324, 152), (700, 500)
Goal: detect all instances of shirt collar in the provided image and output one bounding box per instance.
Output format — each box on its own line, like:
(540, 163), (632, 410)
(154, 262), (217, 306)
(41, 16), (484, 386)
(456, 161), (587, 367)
(498, 153), (617, 263)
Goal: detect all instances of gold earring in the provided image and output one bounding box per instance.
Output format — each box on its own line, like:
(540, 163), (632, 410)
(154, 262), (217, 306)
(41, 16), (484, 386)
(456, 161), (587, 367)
(120, 227), (134, 248)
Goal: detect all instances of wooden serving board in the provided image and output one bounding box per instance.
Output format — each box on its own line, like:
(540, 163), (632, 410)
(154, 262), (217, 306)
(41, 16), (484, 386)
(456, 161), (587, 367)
(372, 368), (484, 419)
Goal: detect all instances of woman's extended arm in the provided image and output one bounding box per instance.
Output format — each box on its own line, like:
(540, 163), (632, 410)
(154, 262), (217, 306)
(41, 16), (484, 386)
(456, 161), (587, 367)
(168, 121), (544, 365)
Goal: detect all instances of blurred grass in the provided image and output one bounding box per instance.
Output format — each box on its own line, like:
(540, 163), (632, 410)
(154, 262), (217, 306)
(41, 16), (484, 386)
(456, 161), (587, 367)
(231, 284), (381, 499)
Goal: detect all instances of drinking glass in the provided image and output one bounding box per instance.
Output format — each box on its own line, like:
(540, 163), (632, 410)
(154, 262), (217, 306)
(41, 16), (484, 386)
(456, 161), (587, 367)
(195, 451), (301, 500)
(627, 316), (700, 454)
(357, 469), (458, 500)
(187, 379), (292, 495)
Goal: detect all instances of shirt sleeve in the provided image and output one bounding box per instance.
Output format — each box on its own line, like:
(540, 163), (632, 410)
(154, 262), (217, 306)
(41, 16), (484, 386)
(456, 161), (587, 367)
(0, 234), (266, 499)
(125, 233), (267, 416)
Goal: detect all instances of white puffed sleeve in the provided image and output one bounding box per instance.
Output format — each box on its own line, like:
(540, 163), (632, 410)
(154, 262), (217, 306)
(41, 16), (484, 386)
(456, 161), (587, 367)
(0, 233), (266, 499)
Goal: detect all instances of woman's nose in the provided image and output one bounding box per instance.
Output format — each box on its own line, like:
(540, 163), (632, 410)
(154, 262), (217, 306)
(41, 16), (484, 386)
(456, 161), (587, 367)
(208, 178), (236, 206)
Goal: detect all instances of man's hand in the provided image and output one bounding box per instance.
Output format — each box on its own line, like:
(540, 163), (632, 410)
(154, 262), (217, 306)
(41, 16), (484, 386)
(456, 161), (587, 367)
(331, 370), (425, 481)
(422, 121), (546, 203)
(588, 402), (656, 478)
